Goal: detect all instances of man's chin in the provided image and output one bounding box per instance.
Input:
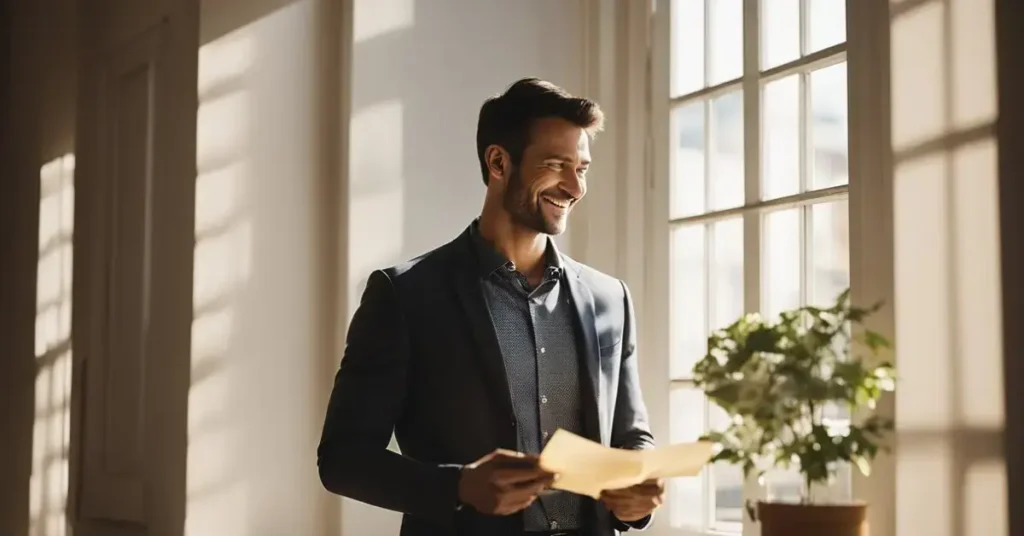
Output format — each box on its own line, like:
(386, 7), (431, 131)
(541, 217), (568, 236)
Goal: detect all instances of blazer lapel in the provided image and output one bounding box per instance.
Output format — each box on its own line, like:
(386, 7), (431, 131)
(451, 236), (516, 429)
(563, 260), (608, 445)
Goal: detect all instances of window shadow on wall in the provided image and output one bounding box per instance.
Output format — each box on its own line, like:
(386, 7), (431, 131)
(889, 0), (1006, 535)
(186, 1), (347, 534)
(28, 155), (76, 536)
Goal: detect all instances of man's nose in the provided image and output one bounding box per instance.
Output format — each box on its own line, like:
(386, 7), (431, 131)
(560, 170), (585, 199)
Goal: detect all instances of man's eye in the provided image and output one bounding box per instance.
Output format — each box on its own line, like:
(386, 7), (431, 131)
(547, 162), (563, 170)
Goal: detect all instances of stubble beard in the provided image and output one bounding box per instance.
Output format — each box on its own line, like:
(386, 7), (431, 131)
(503, 167), (565, 236)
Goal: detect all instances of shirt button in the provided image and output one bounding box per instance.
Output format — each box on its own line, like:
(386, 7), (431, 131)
(543, 430), (550, 439)
(550, 521), (559, 529)
(540, 395), (548, 404)
(540, 347), (546, 354)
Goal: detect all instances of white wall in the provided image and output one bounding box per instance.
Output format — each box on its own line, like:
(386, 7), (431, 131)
(186, 1), (339, 534)
(888, 0), (1007, 535)
(344, 0), (585, 532)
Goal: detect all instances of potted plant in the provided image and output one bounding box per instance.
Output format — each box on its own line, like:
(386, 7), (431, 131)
(691, 289), (895, 536)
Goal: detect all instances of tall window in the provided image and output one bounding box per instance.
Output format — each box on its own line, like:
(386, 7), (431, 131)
(664, 0), (850, 533)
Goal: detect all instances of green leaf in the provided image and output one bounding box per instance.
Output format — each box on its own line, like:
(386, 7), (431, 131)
(853, 455), (872, 477)
(864, 330), (891, 351)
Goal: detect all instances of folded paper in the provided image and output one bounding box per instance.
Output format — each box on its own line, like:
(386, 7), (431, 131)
(538, 429), (715, 499)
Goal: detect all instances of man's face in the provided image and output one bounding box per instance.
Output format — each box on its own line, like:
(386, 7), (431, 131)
(503, 117), (590, 236)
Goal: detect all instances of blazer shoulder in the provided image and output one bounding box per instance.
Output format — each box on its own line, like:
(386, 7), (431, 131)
(561, 254), (628, 301)
(379, 234), (466, 291)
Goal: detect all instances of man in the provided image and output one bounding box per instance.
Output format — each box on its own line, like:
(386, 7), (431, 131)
(317, 78), (663, 536)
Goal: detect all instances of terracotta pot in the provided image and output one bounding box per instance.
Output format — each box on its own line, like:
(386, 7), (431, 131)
(757, 501), (869, 536)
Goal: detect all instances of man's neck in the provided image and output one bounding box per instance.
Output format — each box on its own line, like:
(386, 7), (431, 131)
(477, 210), (548, 280)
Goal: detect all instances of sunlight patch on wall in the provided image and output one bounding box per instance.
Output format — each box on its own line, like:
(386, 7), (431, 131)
(30, 154), (75, 536)
(348, 99), (405, 321)
(950, 0), (997, 130)
(197, 31), (255, 96)
(196, 91), (252, 169)
(890, 1), (945, 152)
(890, 1), (1005, 535)
(893, 151), (952, 429)
(963, 459), (1008, 536)
(951, 138), (1004, 428)
(895, 437), (954, 536)
(353, 0), (415, 43)
(186, 27), (254, 536)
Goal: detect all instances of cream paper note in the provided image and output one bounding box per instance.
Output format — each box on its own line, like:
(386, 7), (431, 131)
(538, 429), (715, 499)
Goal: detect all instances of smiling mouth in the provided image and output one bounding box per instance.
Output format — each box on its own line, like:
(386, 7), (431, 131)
(541, 195), (572, 209)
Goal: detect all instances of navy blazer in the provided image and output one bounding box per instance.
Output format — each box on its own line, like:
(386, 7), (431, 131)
(317, 226), (656, 536)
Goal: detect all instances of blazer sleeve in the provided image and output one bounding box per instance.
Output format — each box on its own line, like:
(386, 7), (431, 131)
(317, 270), (462, 527)
(610, 280), (657, 532)
(610, 280), (656, 452)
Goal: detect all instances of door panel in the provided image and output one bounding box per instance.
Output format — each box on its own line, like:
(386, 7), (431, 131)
(72, 2), (198, 534)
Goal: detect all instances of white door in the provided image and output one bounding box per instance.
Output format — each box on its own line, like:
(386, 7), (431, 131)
(71, 1), (199, 535)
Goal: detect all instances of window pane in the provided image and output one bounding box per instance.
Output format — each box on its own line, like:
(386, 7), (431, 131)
(709, 401), (744, 523)
(711, 218), (744, 331)
(763, 74), (801, 199)
(811, 200), (850, 368)
(709, 92), (744, 210)
(671, 102), (706, 218)
(669, 387), (706, 528)
(761, 0), (800, 70)
(809, 200), (849, 307)
(810, 62), (849, 189)
(763, 208), (801, 318)
(808, 0), (846, 53)
(766, 468), (804, 502)
(708, 0), (743, 84)
(671, 0), (705, 96)
(670, 224), (707, 378)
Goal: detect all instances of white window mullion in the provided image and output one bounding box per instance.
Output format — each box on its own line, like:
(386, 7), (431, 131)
(799, 0), (810, 57)
(799, 68), (811, 309)
(741, 0), (763, 532)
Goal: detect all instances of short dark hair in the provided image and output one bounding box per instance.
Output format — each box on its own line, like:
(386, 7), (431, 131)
(475, 78), (604, 185)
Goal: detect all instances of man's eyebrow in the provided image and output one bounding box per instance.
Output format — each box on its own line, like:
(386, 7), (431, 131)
(542, 154), (591, 166)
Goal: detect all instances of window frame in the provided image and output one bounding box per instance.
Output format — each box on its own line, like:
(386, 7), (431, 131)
(643, 1), (894, 535)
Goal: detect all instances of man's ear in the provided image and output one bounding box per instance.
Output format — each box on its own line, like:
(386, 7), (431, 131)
(485, 145), (510, 183)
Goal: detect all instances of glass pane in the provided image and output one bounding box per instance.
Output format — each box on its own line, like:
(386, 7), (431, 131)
(808, 0), (846, 53)
(709, 401), (744, 523)
(766, 468), (804, 503)
(669, 387), (706, 528)
(708, 0), (743, 84)
(709, 92), (744, 211)
(761, 0), (800, 70)
(811, 200), (850, 365)
(711, 218), (744, 331)
(763, 208), (801, 318)
(671, 0), (705, 96)
(810, 62), (849, 189)
(810, 200), (849, 307)
(763, 74), (801, 199)
(670, 224), (707, 378)
(671, 102), (706, 218)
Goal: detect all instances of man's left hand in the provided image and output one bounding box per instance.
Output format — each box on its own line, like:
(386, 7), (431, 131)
(599, 478), (665, 522)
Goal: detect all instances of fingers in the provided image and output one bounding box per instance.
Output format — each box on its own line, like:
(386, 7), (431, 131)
(601, 479), (665, 498)
(600, 479), (665, 521)
(494, 493), (538, 515)
(490, 450), (539, 466)
(491, 467), (554, 487)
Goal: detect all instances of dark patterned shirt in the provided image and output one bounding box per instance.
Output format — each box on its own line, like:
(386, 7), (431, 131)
(470, 222), (586, 532)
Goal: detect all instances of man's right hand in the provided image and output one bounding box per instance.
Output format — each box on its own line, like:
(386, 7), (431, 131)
(457, 449), (555, 516)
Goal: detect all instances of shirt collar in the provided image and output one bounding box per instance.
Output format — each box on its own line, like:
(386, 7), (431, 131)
(469, 219), (564, 278)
